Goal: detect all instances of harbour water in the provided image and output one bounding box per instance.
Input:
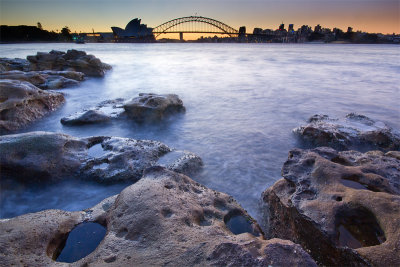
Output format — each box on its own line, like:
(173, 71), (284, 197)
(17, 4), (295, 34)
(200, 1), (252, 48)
(1, 43), (399, 221)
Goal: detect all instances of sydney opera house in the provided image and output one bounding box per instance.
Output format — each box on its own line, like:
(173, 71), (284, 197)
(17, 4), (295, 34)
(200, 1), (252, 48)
(111, 18), (154, 41)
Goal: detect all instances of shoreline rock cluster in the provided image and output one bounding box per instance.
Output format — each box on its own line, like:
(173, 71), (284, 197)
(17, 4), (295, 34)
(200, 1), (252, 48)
(0, 50), (112, 133)
(261, 114), (400, 266)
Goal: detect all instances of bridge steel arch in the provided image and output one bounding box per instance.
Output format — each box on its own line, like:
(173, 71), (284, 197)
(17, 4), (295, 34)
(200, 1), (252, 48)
(152, 16), (239, 37)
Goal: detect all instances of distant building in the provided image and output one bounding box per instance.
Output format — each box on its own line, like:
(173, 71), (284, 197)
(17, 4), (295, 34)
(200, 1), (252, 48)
(279, 23), (285, 31)
(288, 24), (294, 32)
(111, 18), (153, 39)
(314, 24), (322, 33)
(347, 27), (353, 33)
(253, 28), (263, 35)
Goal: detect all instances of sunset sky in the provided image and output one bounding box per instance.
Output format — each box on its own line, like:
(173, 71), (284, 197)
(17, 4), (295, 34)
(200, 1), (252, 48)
(1, 0), (399, 37)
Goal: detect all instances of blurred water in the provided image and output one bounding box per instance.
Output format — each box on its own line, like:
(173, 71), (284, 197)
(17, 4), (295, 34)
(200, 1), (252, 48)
(1, 43), (399, 220)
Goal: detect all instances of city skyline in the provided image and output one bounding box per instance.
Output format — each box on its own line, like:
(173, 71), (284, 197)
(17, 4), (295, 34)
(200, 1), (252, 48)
(1, 0), (399, 38)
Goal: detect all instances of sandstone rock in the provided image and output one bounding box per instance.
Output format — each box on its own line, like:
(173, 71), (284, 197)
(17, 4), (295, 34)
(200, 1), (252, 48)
(0, 70), (47, 86)
(294, 113), (400, 152)
(0, 57), (30, 71)
(61, 99), (125, 126)
(0, 70), (80, 89)
(0, 80), (65, 133)
(0, 132), (203, 183)
(38, 70), (85, 81)
(261, 147), (400, 266)
(61, 109), (111, 125)
(124, 93), (185, 122)
(0, 168), (316, 266)
(27, 49), (111, 77)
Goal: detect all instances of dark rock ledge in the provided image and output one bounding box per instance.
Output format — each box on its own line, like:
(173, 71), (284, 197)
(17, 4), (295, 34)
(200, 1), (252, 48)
(0, 131), (203, 183)
(0, 167), (316, 266)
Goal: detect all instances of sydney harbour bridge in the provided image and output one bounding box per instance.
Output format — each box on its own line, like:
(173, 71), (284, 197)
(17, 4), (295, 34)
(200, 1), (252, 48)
(111, 16), (245, 41)
(152, 16), (241, 40)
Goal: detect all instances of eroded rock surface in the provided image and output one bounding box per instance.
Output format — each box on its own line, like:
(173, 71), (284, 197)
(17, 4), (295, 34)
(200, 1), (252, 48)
(62, 94), (185, 125)
(0, 57), (30, 71)
(27, 49), (111, 77)
(0, 131), (203, 182)
(0, 80), (65, 133)
(124, 93), (185, 122)
(0, 70), (81, 89)
(0, 168), (316, 267)
(294, 113), (400, 152)
(261, 147), (400, 266)
(61, 99), (125, 125)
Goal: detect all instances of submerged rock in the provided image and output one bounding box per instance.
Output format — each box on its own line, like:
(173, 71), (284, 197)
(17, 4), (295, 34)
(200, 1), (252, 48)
(0, 168), (316, 266)
(27, 49), (112, 77)
(261, 147), (400, 266)
(124, 93), (185, 122)
(294, 113), (400, 152)
(0, 131), (203, 183)
(0, 80), (65, 133)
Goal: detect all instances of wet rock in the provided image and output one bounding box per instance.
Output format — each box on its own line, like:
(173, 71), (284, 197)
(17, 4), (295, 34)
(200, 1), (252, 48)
(0, 57), (30, 71)
(156, 150), (204, 176)
(261, 147), (400, 266)
(0, 168), (316, 266)
(61, 110), (111, 125)
(124, 93), (185, 122)
(0, 131), (203, 182)
(0, 70), (82, 89)
(0, 70), (47, 86)
(294, 113), (400, 152)
(38, 70), (85, 81)
(27, 49), (111, 77)
(61, 99), (125, 126)
(0, 80), (65, 133)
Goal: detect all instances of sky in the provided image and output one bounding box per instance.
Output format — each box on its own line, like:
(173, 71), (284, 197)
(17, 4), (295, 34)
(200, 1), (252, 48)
(1, 0), (399, 37)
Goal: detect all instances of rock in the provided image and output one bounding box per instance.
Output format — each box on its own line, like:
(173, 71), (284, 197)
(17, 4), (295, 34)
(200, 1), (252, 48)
(27, 49), (111, 77)
(0, 168), (316, 266)
(261, 147), (400, 266)
(0, 80), (65, 133)
(61, 99), (125, 126)
(294, 113), (400, 152)
(156, 150), (204, 177)
(0, 70), (80, 89)
(0, 132), (203, 183)
(0, 57), (30, 71)
(39, 75), (80, 89)
(38, 70), (85, 81)
(0, 70), (47, 86)
(123, 93), (185, 122)
(61, 110), (111, 125)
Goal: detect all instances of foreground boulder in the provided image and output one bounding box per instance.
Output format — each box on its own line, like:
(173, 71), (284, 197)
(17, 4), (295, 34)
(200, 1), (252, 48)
(261, 147), (400, 266)
(0, 168), (316, 266)
(0, 131), (203, 182)
(294, 113), (400, 152)
(0, 70), (82, 89)
(0, 80), (65, 133)
(124, 93), (185, 122)
(27, 49), (111, 77)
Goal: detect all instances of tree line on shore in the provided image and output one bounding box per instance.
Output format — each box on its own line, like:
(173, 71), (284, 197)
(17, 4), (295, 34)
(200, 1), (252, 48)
(0, 23), (72, 42)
